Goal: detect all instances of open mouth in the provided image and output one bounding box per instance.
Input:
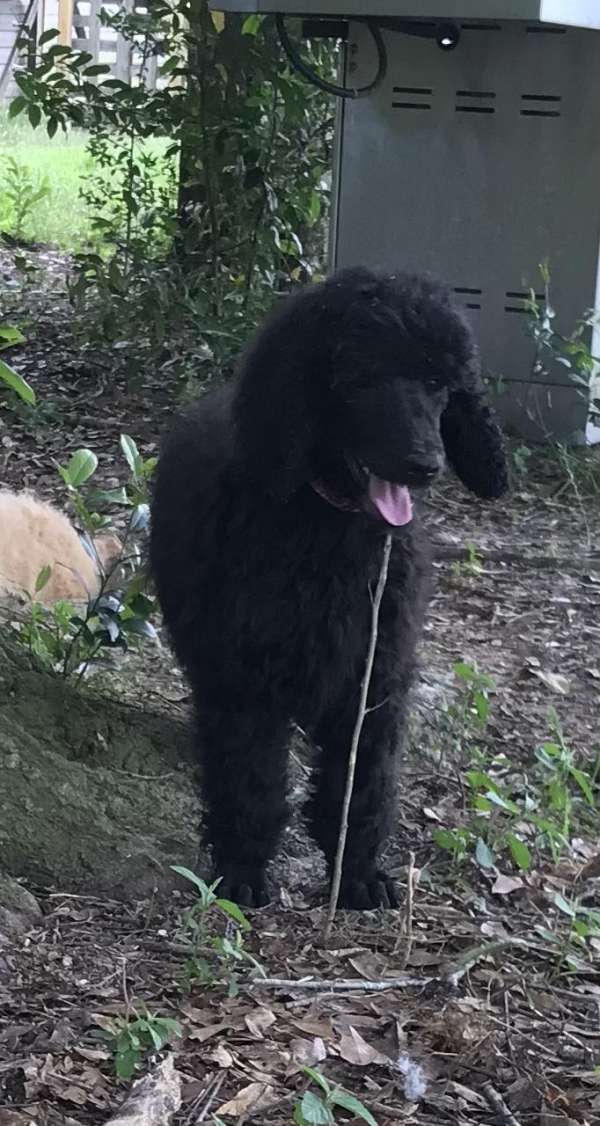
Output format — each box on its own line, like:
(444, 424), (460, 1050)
(312, 466), (414, 527)
(367, 473), (413, 526)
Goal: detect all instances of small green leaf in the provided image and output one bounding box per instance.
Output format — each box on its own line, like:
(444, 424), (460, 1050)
(0, 358), (36, 404)
(553, 893), (575, 918)
(215, 897), (251, 931)
(121, 433), (142, 476)
(295, 1091), (333, 1125)
(331, 1088), (378, 1125)
(432, 828), (460, 852)
(475, 838), (495, 869)
(485, 791), (520, 815)
(569, 767), (595, 806)
(83, 64), (111, 76)
(302, 1068), (331, 1097)
(61, 448), (98, 487)
(211, 11), (225, 32)
(0, 326), (26, 350)
(35, 565), (52, 594)
(465, 771), (498, 792)
(115, 1047), (139, 1079)
(506, 833), (531, 871)
(242, 14), (263, 35)
(39, 28), (60, 45)
(8, 95), (27, 118)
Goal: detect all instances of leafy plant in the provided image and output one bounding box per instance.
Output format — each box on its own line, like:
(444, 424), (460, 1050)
(99, 1010), (182, 1080)
(434, 669), (597, 874)
(0, 155), (51, 240)
(512, 444), (532, 477)
(451, 543), (483, 580)
(536, 892), (600, 975)
(10, 7), (335, 384)
(526, 262), (600, 424)
(0, 323), (35, 404)
(172, 866), (265, 995)
(294, 1068), (377, 1126)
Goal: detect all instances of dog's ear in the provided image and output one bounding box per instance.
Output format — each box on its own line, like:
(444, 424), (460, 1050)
(234, 293), (324, 501)
(441, 386), (509, 499)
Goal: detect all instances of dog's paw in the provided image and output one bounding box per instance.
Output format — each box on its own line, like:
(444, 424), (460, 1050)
(216, 867), (271, 909)
(337, 870), (400, 910)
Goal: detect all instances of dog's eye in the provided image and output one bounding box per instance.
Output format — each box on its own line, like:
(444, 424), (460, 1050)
(425, 376), (443, 391)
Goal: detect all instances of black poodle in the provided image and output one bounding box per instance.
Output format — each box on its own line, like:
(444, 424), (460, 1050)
(150, 267), (508, 910)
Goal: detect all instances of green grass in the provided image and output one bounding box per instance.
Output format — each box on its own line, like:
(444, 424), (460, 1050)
(0, 112), (176, 252)
(0, 111), (92, 249)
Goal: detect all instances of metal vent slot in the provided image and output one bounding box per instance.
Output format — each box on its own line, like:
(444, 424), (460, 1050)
(454, 286), (482, 309)
(392, 86), (432, 110)
(526, 26), (566, 34)
(505, 290), (544, 314)
(392, 102), (431, 110)
(455, 90), (495, 115)
(520, 94), (562, 119)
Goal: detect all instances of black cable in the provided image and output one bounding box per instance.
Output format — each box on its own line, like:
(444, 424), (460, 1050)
(276, 14), (387, 100)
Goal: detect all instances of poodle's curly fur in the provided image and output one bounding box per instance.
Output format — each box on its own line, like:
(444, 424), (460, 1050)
(151, 267), (508, 909)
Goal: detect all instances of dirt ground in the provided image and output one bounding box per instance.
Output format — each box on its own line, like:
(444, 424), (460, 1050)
(1, 247), (599, 1126)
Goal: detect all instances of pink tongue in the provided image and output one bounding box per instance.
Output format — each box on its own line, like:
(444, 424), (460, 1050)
(368, 475), (413, 526)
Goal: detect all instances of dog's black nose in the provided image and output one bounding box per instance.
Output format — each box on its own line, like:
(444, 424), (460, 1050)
(403, 457), (442, 484)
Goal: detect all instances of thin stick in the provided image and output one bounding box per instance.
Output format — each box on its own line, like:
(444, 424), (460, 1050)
(323, 533), (393, 944)
(197, 1073), (226, 1122)
(395, 851), (415, 965)
(247, 973), (428, 993)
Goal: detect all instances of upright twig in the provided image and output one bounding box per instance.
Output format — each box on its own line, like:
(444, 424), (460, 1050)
(394, 850), (415, 965)
(323, 533), (393, 944)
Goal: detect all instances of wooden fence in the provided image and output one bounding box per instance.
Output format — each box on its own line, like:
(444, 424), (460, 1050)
(69, 0), (160, 87)
(0, 0), (161, 101)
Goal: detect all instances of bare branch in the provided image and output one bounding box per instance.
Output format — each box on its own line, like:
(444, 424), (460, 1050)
(323, 534), (393, 943)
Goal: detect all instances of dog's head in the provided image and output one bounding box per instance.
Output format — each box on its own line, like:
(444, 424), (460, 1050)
(235, 267), (508, 523)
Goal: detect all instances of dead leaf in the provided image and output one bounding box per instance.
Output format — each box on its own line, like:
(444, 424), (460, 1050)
(244, 1007), (276, 1039)
(211, 1045), (234, 1068)
(188, 1021), (232, 1043)
(530, 669), (570, 695)
(492, 874), (524, 895)
(292, 1017), (334, 1040)
(60, 1085), (88, 1106)
(579, 854), (600, 880)
(290, 1037), (327, 1067)
(338, 1026), (388, 1067)
(216, 1082), (277, 1117)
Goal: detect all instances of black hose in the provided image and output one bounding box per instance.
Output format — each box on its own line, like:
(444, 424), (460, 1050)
(276, 14), (387, 100)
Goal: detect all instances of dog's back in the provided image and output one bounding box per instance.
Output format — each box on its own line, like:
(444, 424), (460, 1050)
(0, 491), (102, 604)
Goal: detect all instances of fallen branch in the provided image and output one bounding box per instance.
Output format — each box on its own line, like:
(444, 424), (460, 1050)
(482, 1081), (522, 1126)
(444, 937), (528, 987)
(433, 544), (600, 574)
(247, 974), (429, 993)
(103, 1054), (181, 1125)
(323, 533), (393, 944)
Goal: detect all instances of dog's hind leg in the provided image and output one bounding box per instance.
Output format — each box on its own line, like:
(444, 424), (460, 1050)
(306, 684), (408, 910)
(195, 697), (292, 908)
